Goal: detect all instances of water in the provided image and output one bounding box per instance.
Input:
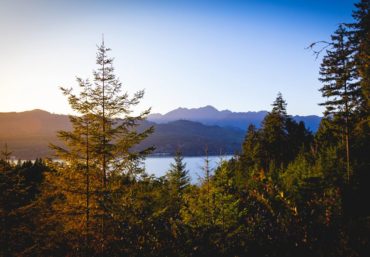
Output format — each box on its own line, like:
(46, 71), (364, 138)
(143, 155), (233, 183)
(16, 156), (233, 184)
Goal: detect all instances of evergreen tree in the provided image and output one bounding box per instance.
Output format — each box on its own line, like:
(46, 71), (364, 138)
(0, 160), (49, 256)
(271, 92), (288, 116)
(181, 152), (215, 227)
(344, 0), (370, 220)
(285, 119), (313, 161)
(1, 143), (12, 163)
(212, 161), (240, 229)
(202, 148), (213, 225)
(240, 94), (312, 175)
(166, 151), (190, 202)
(260, 93), (289, 170)
(319, 24), (361, 182)
(241, 124), (261, 169)
(47, 40), (153, 254)
(347, 0), (370, 110)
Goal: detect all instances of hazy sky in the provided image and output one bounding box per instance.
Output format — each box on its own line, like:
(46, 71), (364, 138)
(0, 0), (357, 116)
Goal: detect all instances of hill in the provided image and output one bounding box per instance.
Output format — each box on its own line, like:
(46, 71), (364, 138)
(134, 120), (244, 156)
(0, 110), (244, 159)
(0, 110), (71, 159)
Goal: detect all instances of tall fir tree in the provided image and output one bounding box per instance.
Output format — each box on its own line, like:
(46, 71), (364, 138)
(47, 39), (153, 254)
(347, 0), (370, 111)
(319, 24), (361, 182)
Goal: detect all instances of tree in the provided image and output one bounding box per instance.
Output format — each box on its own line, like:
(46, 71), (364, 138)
(212, 160), (240, 230)
(241, 124), (261, 170)
(181, 151), (215, 227)
(202, 147), (213, 225)
(260, 93), (289, 170)
(240, 93), (312, 175)
(47, 39), (153, 254)
(319, 24), (361, 182)
(347, 0), (370, 110)
(0, 160), (48, 257)
(166, 151), (190, 205)
(271, 92), (288, 116)
(1, 143), (12, 163)
(285, 119), (313, 161)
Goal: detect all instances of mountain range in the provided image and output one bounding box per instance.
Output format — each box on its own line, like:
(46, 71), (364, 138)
(0, 109), (244, 159)
(148, 106), (321, 132)
(0, 107), (321, 159)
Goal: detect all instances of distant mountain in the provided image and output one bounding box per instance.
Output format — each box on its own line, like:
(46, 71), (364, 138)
(134, 120), (244, 156)
(148, 106), (322, 132)
(0, 110), (244, 159)
(0, 107), (322, 159)
(0, 110), (71, 159)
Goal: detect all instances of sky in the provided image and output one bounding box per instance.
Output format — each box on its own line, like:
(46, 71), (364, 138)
(0, 0), (358, 116)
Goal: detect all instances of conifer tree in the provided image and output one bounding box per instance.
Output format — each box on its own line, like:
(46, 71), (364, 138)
(319, 25), (361, 182)
(241, 124), (260, 168)
(202, 148), (213, 224)
(47, 39), (153, 253)
(271, 92), (288, 117)
(260, 93), (289, 170)
(165, 151), (190, 224)
(166, 151), (190, 200)
(1, 143), (12, 163)
(347, 0), (370, 110)
(181, 150), (216, 227)
(212, 161), (239, 229)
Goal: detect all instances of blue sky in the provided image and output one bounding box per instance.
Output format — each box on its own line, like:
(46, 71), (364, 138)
(0, 0), (357, 116)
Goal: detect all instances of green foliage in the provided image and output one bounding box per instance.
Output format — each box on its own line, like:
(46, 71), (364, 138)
(0, 159), (48, 257)
(241, 93), (313, 174)
(166, 151), (190, 199)
(347, 0), (370, 110)
(280, 152), (317, 199)
(319, 25), (360, 119)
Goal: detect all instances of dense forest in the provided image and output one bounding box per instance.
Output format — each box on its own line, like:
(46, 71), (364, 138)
(1, 1), (369, 256)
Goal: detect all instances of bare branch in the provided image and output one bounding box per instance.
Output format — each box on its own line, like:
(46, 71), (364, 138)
(306, 40), (332, 60)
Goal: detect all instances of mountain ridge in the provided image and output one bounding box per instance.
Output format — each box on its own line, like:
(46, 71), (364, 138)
(0, 109), (244, 159)
(148, 106), (321, 131)
(0, 107), (321, 159)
